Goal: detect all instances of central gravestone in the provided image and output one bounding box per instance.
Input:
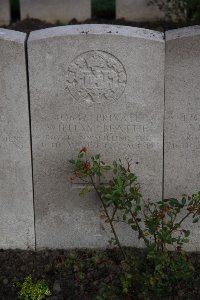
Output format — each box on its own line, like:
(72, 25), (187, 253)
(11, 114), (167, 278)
(28, 25), (164, 249)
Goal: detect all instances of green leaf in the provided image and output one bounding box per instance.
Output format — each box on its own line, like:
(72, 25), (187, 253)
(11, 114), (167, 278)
(112, 190), (121, 197)
(123, 214), (127, 221)
(128, 218), (133, 224)
(113, 161), (117, 168)
(126, 202), (132, 209)
(157, 201), (163, 204)
(182, 238), (189, 243)
(69, 159), (75, 164)
(128, 173), (136, 182)
(193, 217), (199, 223)
(103, 165), (111, 171)
(95, 154), (100, 159)
(171, 238), (178, 243)
(79, 191), (85, 198)
(104, 194), (112, 199)
(113, 168), (117, 174)
(105, 199), (113, 206)
(79, 186), (91, 198)
(168, 198), (180, 206)
(174, 223), (180, 229)
(163, 199), (170, 203)
(183, 230), (190, 237)
(136, 218), (141, 222)
(131, 225), (138, 231)
(182, 197), (186, 205)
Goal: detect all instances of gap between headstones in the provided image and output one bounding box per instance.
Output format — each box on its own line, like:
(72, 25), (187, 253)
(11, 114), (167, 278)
(24, 32), (36, 251)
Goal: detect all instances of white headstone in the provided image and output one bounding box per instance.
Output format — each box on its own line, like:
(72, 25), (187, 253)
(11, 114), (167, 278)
(165, 27), (200, 251)
(20, 0), (91, 23)
(28, 25), (164, 249)
(165, 27), (200, 198)
(0, 29), (35, 249)
(0, 0), (10, 25)
(116, 0), (164, 22)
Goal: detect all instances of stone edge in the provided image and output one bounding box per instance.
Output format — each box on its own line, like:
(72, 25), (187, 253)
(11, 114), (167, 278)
(166, 25), (200, 41)
(28, 24), (164, 42)
(0, 28), (26, 43)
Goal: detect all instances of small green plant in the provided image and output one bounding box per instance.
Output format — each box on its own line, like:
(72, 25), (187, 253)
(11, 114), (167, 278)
(148, 0), (200, 22)
(16, 275), (52, 300)
(69, 147), (200, 296)
(69, 147), (142, 258)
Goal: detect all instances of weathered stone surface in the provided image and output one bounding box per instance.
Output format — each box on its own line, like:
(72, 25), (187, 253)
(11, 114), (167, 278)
(20, 0), (91, 23)
(116, 0), (164, 21)
(0, 29), (35, 249)
(0, 0), (10, 25)
(165, 26), (200, 251)
(28, 25), (164, 249)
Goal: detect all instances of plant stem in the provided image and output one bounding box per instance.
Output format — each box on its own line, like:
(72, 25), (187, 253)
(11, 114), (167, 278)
(89, 175), (127, 260)
(129, 210), (148, 246)
(178, 211), (192, 227)
(111, 206), (118, 222)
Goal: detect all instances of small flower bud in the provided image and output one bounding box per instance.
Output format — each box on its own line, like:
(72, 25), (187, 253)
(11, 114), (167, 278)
(80, 147), (87, 153)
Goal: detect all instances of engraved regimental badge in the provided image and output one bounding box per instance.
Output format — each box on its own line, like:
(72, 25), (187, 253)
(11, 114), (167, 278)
(66, 50), (127, 104)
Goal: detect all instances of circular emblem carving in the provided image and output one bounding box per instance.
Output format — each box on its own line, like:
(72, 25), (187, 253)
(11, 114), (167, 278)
(66, 50), (127, 104)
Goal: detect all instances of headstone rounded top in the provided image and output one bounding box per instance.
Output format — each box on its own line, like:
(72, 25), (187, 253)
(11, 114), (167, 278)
(166, 25), (200, 41)
(0, 28), (26, 43)
(29, 24), (164, 42)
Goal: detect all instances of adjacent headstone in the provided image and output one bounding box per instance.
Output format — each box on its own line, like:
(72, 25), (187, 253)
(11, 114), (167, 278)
(165, 26), (200, 198)
(165, 27), (200, 250)
(20, 0), (91, 23)
(0, 29), (35, 249)
(28, 25), (164, 249)
(116, 0), (164, 21)
(0, 0), (10, 25)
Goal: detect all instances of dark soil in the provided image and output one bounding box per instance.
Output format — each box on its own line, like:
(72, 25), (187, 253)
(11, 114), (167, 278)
(1, 248), (200, 300)
(2, 17), (199, 33)
(2, 18), (54, 33)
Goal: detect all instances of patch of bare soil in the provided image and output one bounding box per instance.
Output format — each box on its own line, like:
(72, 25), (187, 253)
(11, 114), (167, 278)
(1, 249), (200, 300)
(2, 17), (197, 33)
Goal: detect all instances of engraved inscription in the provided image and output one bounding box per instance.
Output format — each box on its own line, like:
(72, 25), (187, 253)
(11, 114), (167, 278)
(165, 111), (200, 151)
(0, 135), (24, 149)
(66, 51), (127, 104)
(39, 111), (156, 153)
(0, 160), (18, 181)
